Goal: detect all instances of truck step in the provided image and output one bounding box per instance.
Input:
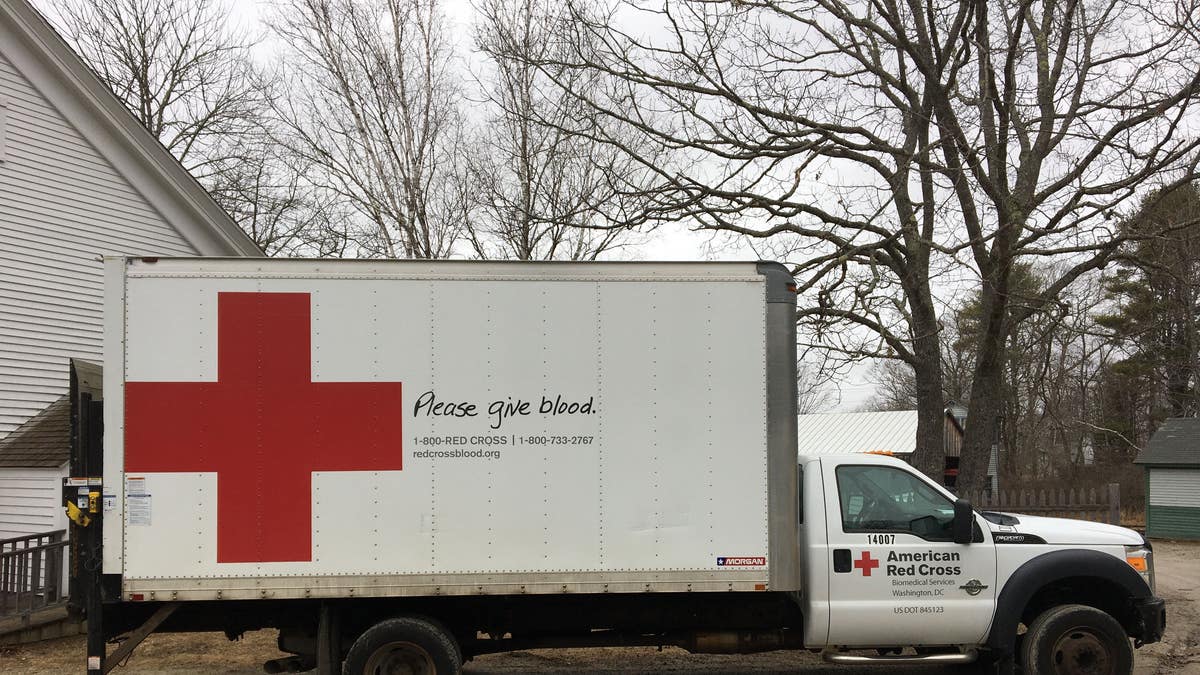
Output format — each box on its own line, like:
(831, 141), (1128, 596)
(822, 649), (978, 665)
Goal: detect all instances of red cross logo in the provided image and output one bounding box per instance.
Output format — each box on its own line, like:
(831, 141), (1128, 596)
(854, 551), (880, 576)
(124, 293), (403, 563)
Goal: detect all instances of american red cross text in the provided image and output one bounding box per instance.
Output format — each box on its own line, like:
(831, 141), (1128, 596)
(124, 292), (403, 563)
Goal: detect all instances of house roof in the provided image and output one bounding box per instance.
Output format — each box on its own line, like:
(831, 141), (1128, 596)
(1135, 417), (1200, 467)
(797, 408), (964, 457)
(945, 400), (969, 430)
(0, 394), (68, 468)
(0, 0), (263, 257)
(797, 410), (922, 456)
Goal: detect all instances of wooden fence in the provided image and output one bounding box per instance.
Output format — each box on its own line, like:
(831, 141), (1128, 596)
(0, 530), (67, 620)
(961, 483), (1122, 526)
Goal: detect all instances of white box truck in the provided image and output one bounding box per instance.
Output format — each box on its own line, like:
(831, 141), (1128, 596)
(63, 257), (1164, 675)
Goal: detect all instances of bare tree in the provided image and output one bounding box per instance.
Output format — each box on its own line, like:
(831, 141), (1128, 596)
(271, 0), (468, 259)
(797, 358), (835, 414)
(499, 0), (1200, 488)
(48, 0), (330, 254)
(950, 267), (1118, 483)
(55, 0), (268, 185)
(862, 360), (920, 413)
(468, 0), (661, 260)
(204, 129), (353, 256)
(928, 0), (1200, 491)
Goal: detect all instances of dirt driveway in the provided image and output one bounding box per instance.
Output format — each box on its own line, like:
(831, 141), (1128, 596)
(2, 541), (1197, 674)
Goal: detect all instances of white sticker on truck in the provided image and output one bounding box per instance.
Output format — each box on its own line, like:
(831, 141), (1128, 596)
(127, 493), (151, 526)
(717, 556), (767, 566)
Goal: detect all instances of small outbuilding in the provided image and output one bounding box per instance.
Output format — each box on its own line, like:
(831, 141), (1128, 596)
(1135, 417), (1200, 540)
(0, 395), (69, 541)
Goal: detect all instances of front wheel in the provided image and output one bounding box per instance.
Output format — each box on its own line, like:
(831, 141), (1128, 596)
(343, 616), (462, 675)
(1020, 604), (1133, 675)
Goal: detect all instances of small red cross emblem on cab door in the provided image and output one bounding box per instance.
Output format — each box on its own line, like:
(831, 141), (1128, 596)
(854, 551), (880, 576)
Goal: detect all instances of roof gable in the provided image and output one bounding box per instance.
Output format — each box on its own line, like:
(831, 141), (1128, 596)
(1136, 417), (1200, 466)
(0, 0), (262, 257)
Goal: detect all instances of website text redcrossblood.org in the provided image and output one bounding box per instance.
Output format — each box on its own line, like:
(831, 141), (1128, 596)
(411, 448), (502, 460)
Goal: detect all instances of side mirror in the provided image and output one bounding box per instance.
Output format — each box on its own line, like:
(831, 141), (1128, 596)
(953, 499), (974, 545)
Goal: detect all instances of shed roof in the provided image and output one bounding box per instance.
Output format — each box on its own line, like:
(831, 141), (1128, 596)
(0, 394), (68, 468)
(1135, 417), (1200, 467)
(796, 410), (920, 456)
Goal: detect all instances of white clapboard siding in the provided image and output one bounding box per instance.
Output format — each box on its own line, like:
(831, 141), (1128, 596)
(0, 466), (67, 540)
(0, 48), (199, 436)
(1149, 469), (1200, 508)
(0, 465), (70, 594)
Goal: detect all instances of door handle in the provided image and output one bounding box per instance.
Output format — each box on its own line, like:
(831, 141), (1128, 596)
(833, 549), (851, 573)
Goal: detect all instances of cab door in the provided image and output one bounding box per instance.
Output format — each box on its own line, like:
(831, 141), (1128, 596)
(822, 458), (997, 647)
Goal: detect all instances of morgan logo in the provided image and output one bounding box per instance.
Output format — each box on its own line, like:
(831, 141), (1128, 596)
(717, 556), (767, 567)
(124, 293), (404, 564)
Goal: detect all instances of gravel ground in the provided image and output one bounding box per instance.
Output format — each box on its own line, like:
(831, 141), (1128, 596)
(2, 540), (1196, 674)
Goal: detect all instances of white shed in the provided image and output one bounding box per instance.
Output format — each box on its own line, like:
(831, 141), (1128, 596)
(0, 0), (260, 538)
(1134, 418), (1200, 540)
(0, 398), (69, 541)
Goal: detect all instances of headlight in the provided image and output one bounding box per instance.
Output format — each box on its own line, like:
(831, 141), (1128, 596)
(1125, 543), (1155, 593)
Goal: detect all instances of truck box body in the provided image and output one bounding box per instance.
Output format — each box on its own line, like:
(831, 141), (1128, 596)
(101, 258), (800, 601)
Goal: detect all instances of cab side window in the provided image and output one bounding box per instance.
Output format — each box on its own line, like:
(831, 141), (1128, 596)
(836, 465), (956, 541)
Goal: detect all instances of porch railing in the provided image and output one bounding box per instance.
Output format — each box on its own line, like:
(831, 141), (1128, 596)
(0, 530), (68, 619)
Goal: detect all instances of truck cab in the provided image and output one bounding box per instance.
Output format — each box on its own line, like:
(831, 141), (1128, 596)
(800, 452), (1165, 672)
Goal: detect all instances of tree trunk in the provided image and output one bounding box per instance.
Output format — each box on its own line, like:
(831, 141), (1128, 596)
(908, 299), (946, 483)
(961, 367), (1004, 492)
(960, 274), (1009, 493)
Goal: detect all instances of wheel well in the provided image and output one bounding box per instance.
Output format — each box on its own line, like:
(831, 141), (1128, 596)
(1020, 577), (1138, 636)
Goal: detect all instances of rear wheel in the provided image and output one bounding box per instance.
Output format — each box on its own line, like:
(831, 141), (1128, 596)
(1020, 604), (1132, 675)
(343, 616), (462, 675)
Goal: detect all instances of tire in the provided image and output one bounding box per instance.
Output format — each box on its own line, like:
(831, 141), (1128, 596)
(343, 616), (462, 675)
(1020, 604), (1133, 675)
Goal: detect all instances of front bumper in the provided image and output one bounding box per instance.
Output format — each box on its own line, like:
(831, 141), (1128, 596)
(1133, 596), (1166, 645)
